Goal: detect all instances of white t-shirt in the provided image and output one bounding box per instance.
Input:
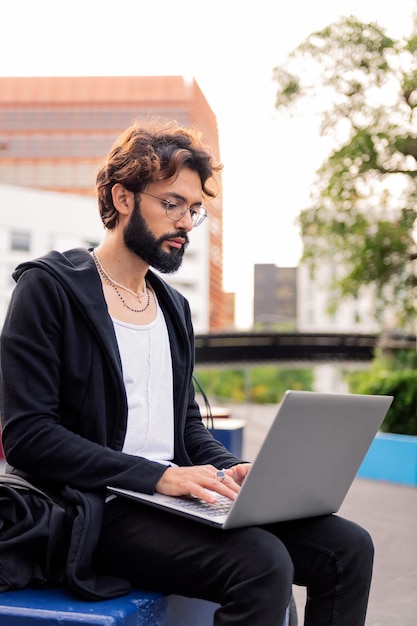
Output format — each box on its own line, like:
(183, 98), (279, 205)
(112, 303), (175, 464)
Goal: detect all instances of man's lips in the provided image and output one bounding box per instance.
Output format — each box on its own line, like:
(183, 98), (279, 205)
(166, 237), (186, 250)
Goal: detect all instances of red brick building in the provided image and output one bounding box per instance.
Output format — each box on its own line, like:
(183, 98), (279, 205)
(0, 76), (229, 330)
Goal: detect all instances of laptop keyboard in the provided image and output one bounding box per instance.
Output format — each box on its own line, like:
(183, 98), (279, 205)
(178, 494), (233, 516)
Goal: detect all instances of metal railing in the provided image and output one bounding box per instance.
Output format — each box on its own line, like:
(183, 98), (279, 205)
(194, 332), (416, 365)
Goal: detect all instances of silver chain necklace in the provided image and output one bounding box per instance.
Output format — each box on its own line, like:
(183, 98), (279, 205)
(91, 249), (151, 313)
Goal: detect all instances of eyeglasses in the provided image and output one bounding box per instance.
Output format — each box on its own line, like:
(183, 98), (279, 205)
(140, 191), (208, 227)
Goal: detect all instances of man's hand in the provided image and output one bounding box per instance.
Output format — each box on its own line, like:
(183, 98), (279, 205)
(155, 464), (246, 504)
(228, 463), (252, 486)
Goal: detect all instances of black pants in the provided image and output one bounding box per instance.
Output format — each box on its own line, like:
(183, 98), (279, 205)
(94, 498), (374, 626)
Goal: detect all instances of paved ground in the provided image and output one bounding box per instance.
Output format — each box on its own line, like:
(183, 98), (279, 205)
(228, 402), (417, 626)
(1, 403), (416, 625)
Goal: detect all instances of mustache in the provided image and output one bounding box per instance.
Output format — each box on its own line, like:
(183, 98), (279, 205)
(159, 230), (189, 247)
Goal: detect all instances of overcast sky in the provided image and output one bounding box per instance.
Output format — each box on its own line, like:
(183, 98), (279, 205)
(1, 0), (415, 326)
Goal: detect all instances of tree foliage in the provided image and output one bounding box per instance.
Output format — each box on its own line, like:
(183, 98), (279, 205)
(347, 350), (417, 435)
(273, 15), (417, 328)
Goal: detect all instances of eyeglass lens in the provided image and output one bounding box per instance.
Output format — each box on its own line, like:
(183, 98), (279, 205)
(140, 191), (207, 226)
(166, 200), (206, 226)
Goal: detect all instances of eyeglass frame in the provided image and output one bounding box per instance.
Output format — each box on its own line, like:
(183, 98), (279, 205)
(139, 190), (208, 227)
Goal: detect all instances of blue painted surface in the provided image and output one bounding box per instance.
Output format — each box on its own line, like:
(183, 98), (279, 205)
(0, 589), (294, 626)
(357, 432), (417, 486)
(212, 418), (245, 457)
(0, 587), (167, 625)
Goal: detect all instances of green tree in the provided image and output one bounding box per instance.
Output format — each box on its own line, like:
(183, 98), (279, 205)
(347, 350), (417, 435)
(273, 15), (417, 329)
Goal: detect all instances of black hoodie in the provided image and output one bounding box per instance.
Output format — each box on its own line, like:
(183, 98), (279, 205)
(0, 248), (240, 598)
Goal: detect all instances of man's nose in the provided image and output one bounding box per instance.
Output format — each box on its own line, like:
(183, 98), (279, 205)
(175, 208), (194, 231)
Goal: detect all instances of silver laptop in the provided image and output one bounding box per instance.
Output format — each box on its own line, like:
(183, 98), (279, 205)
(108, 390), (393, 529)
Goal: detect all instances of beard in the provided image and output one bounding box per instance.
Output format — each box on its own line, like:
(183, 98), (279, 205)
(123, 196), (189, 273)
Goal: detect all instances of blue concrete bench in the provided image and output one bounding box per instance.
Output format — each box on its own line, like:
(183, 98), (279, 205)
(357, 431), (417, 485)
(0, 587), (167, 625)
(0, 586), (296, 625)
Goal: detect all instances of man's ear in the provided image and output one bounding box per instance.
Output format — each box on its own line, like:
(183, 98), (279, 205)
(111, 183), (133, 217)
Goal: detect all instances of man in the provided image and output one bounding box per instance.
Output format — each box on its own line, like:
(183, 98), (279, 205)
(0, 120), (374, 625)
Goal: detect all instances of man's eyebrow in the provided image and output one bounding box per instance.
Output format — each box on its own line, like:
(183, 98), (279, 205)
(162, 192), (185, 200)
(163, 192), (202, 206)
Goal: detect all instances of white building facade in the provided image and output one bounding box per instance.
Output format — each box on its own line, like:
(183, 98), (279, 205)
(297, 261), (384, 334)
(0, 184), (210, 332)
(296, 261), (384, 393)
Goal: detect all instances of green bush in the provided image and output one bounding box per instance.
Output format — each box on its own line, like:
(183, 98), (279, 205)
(194, 366), (314, 405)
(347, 350), (417, 436)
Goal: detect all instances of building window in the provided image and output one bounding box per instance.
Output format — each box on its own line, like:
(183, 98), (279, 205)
(10, 231), (31, 252)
